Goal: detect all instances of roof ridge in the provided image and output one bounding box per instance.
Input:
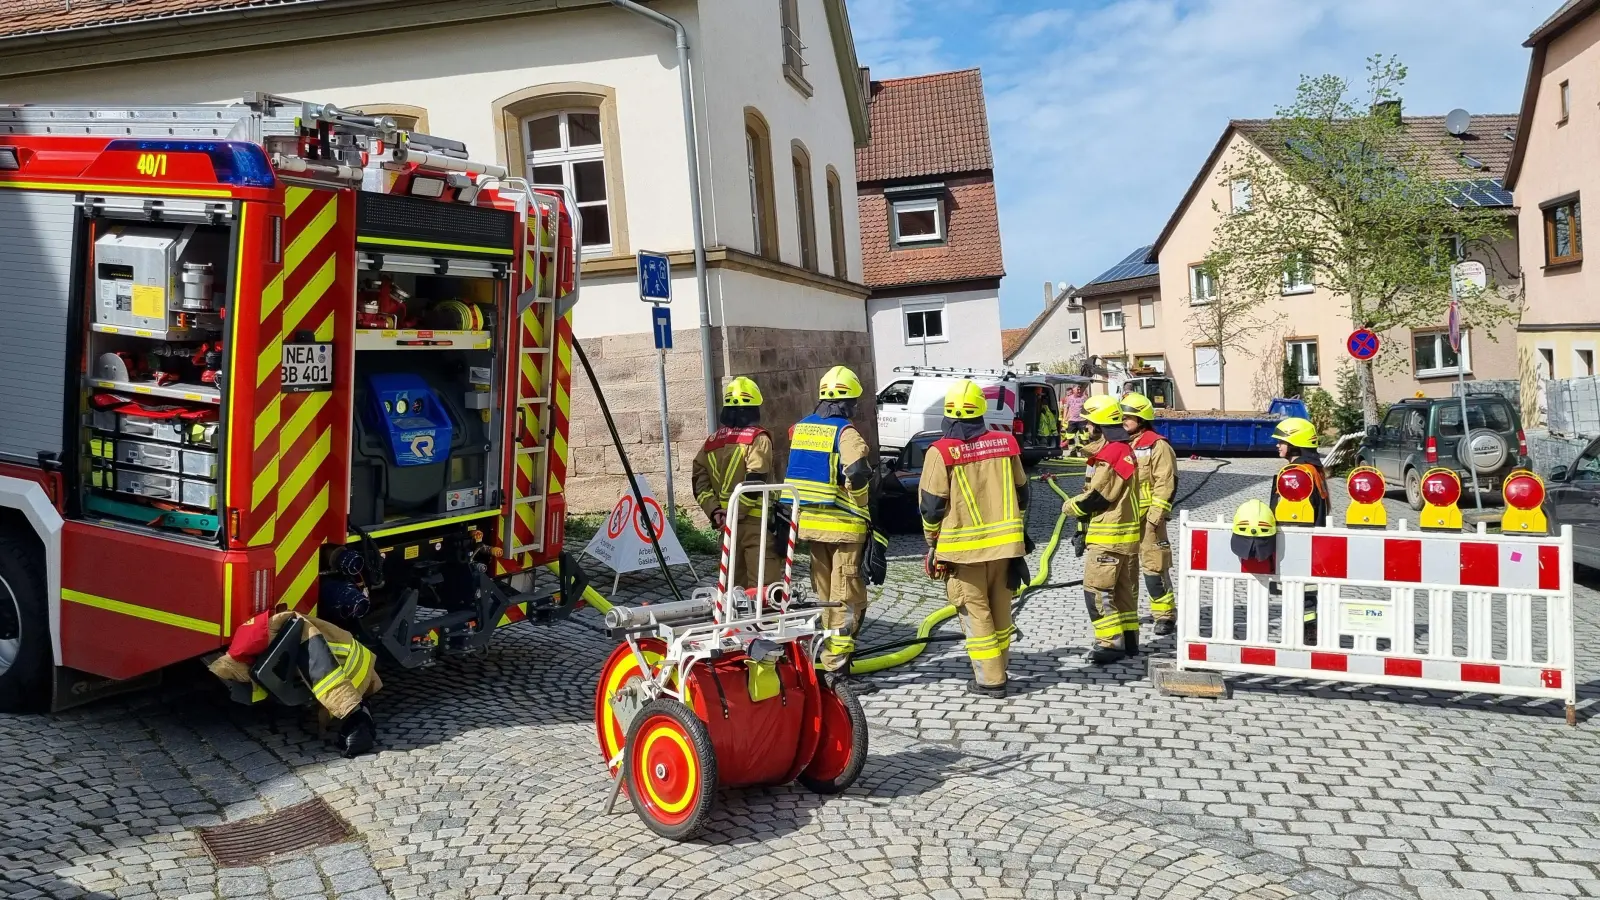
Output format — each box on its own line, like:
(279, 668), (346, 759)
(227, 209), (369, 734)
(873, 67), (983, 85)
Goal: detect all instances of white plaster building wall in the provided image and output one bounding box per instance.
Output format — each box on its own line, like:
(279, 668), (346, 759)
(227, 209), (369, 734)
(695, 0), (863, 283)
(867, 288), (1003, 385)
(0, 0), (868, 343)
(1012, 304), (1087, 370)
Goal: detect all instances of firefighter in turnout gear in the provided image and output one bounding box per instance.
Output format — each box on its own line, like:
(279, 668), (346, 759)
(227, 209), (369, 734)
(919, 380), (1030, 698)
(1064, 395), (1143, 663)
(785, 365), (874, 671)
(1120, 392), (1179, 636)
(693, 377), (784, 590)
(1269, 417), (1328, 643)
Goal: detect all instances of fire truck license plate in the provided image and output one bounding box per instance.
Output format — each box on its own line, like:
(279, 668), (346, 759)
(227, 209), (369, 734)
(281, 342), (333, 393)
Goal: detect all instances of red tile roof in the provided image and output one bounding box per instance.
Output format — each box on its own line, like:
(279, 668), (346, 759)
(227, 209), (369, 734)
(856, 68), (992, 183)
(859, 180), (1006, 288)
(1154, 113), (1519, 256)
(0, 0), (299, 38)
(1000, 327), (1029, 361)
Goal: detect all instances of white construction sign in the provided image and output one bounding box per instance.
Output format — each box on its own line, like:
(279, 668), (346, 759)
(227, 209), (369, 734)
(584, 475), (691, 575)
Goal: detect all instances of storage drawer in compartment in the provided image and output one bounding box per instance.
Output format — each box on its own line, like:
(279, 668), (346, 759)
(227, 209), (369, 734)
(116, 439), (182, 474)
(118, 415), (185, 445)
(181, 480), (218, 511)
(180, 449), (217, 479)
(117, 469), (181, 503)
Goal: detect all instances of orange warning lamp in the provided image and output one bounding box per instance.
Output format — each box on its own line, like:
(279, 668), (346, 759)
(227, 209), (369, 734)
(1345, 466), (1388, 528)
(1274, 464), (1318, 524)
(1419, 467), (1463, 531)
(1501, 469), (1549, 535)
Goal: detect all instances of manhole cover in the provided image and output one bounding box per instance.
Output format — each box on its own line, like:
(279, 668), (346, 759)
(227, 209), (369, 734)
(198, 797), (352, 868)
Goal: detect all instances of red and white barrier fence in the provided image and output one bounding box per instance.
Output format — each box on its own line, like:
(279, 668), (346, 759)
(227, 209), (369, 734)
(1175, 512), (1577, 723)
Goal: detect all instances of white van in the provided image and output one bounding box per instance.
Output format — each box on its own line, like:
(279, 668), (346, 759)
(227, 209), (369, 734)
(875, 367), (1088, 463)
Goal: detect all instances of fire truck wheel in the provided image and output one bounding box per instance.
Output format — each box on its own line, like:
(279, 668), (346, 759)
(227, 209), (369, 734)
(798, 677), (869, 795)
(623, 698), (717, 841)
(0, 535), (49, 713)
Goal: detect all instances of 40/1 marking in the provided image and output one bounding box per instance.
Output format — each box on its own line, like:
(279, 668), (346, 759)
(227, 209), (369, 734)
(135, 153), (169, 178)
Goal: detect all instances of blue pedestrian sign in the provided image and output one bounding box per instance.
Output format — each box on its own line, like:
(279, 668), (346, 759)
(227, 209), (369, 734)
(651, 306), (672, 350)
(638, 250), (671, 304)
(1347, 329), (1380, 362)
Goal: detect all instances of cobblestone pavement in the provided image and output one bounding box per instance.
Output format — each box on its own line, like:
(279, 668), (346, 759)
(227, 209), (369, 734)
(2, 456), (1597, 900)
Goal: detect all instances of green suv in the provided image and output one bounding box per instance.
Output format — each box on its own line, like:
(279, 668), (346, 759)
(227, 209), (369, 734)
(1356, 395), (1528, 510)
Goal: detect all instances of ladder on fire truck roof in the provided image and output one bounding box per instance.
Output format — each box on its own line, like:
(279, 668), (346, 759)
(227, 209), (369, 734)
(0, 93), (493, 177)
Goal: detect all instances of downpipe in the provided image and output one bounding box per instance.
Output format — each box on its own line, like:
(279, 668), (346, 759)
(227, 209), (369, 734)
(608, 0), (719, 436)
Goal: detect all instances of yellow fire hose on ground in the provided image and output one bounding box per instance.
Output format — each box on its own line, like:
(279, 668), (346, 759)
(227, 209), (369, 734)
(848, 472), (1081, 675)
(845, 453), (1229, 675)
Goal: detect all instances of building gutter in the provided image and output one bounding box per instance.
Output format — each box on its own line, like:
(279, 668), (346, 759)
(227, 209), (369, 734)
(608, 0), (718, 436)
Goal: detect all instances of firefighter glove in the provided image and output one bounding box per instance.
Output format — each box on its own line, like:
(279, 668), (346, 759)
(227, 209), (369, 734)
(1071, 530), (1087, 558)
(924, 548), (951, 581)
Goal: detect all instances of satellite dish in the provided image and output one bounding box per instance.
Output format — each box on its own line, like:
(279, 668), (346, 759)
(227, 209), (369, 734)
(1446, 108), (1472, 136)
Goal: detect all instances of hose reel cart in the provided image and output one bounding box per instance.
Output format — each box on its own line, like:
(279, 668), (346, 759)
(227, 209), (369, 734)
(593, 483), (869, 839)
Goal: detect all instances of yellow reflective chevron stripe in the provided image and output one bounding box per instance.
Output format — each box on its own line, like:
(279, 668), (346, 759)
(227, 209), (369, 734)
(965, 632), (1004, 660)
(952, 468), (983, 527)
(1093, 613), (1123, 641)
(1150, 497), (1173, 512)
(312, 640), (374, 701)
(1151, 593), (1176, 614)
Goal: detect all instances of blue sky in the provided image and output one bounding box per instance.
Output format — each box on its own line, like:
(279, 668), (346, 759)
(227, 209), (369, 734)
(850, 0), (1553, 328)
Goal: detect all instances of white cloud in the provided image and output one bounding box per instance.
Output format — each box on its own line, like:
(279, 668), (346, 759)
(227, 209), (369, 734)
(851, 0), (1550, 326)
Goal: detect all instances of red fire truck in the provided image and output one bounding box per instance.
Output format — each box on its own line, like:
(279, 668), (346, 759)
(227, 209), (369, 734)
(0, 94), (583, 712)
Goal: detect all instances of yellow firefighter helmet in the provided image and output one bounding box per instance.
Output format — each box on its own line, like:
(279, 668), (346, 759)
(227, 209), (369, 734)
(943, 379), (987, 419)
(722, 376), (763, 407)
(1120, 392), (1156, 422)
(1271, 417), (1318, 449)
(1083, 394), (1124, 427)
(818, 365), (863, 400)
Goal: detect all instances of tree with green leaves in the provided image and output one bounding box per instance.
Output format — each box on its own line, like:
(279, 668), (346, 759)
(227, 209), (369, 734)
(1184, 255), (1281, 411)
(1205, 55), (1516, 426)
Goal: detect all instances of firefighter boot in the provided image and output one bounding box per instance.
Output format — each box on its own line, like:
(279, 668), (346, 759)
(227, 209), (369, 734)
(1146, 573), (1176, 637)
(1083, 592), (1126, 664)
(336, 703), (376, 758)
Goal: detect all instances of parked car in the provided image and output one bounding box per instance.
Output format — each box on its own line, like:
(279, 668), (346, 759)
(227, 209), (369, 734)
(1356, 395), (1529, 510)
(875, 367), (1087, 464)
(1544, 436), (1600, 568)
(876, 430), (939, 533)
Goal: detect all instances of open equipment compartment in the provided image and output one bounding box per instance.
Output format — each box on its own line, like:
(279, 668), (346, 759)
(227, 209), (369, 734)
(348, 256), (508, 530)
(77, 195), (238, 543)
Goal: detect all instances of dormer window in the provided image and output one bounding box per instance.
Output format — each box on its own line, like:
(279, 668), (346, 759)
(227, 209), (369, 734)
(887, 183), (946, 247)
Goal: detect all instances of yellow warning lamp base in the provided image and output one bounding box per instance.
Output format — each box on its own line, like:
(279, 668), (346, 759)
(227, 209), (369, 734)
(1275, 498), (1317, 525)
(1501, 507), (1548, 534)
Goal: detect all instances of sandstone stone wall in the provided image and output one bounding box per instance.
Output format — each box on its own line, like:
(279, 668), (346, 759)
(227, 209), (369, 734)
(563, 325), (879, 516)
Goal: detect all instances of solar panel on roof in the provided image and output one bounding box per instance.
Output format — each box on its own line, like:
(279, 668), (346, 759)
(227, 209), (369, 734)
(1085, 244), (1158, 285)
(1445, 178), (1512, 208)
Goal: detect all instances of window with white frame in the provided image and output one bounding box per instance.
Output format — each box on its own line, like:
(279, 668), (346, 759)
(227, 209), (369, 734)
(904, 302), (945, 344)
(1100, 304), (1124, 331)
(1189, 264), (1217, 304)
(1194, 345), (1221, 386)
(1286, 339), (1320, 384)
(1231, 179), (1252, 213)
(1412, 330), (1471, 377)
(1282, 251), (1314, 294)
(524, 110), (611, 253)
(1138, 295), (1155, 328)
(891, 196), (944, 245)
(1068, 327), (1083, 343)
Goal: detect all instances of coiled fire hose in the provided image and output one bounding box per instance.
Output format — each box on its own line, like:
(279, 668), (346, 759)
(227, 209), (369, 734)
(847, 457), (1231, 675)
